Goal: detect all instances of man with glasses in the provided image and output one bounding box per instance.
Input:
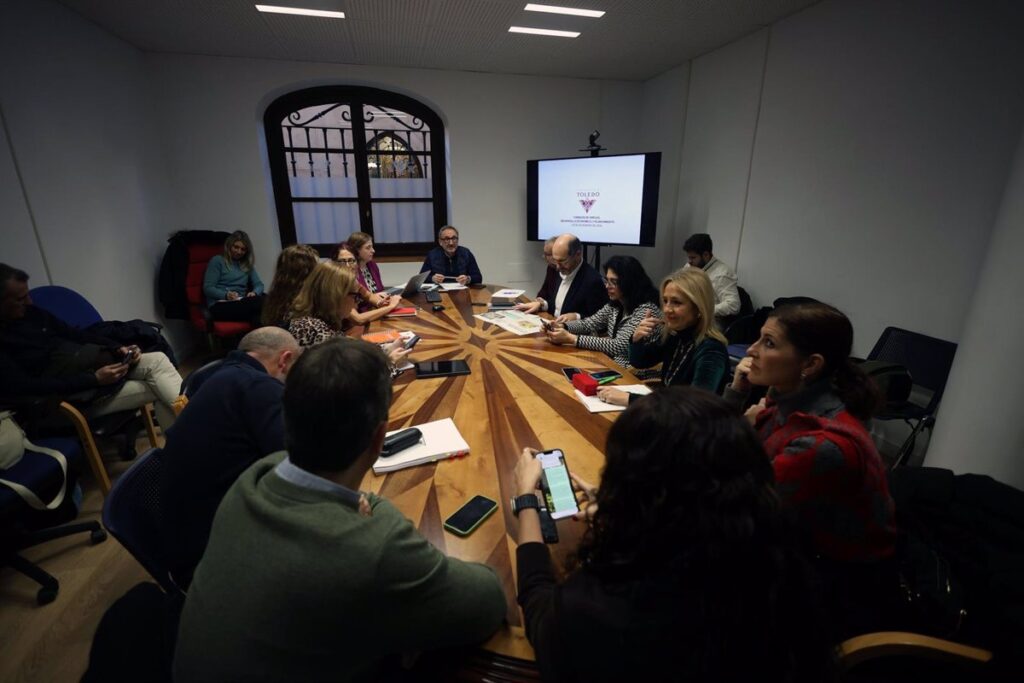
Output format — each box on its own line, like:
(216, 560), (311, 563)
(420, 225), (483, 286)
(516, 233), (607, 318)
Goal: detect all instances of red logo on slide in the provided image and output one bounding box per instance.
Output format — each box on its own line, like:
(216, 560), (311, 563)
(579, 198), (596, 213)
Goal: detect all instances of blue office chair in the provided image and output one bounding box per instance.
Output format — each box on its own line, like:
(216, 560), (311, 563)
(29, 285), (160, 494)
(102, 447), (181, 595)
(1, 435), (107, 605)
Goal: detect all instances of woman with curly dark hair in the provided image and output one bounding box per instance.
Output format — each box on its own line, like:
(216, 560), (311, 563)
(544, 254), (660, 372)
(260, 244), (319, 327)
(513, 388), (834, 683)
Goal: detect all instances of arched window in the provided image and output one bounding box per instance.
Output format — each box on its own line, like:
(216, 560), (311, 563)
(264, 86), (448, 258)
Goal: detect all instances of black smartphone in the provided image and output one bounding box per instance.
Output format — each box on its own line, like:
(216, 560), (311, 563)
(122, 349), (135, 364)
(415, 360), (471, 378)
(561, 367), (582, 382)
(589, 370), (622, 384)
(537, 449), (579, 520)
(444, 495), (498, 536)
(404, 334), (421, 350)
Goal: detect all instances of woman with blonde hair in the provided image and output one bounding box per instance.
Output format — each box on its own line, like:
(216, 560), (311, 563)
(596, 268), (728, 406)
(287, 261), (410, 371)
(204, 230), (265, 324)
(335, 245), (400, 324)
(261, 244), (319, 327)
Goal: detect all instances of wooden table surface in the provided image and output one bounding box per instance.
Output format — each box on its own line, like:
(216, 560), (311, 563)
(358, 284), (637, 663)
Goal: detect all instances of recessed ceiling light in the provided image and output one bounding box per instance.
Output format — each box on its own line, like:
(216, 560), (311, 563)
(508, 26), (581, 38)
(524, 4), (605, 18)
(255, 5), (345, 19)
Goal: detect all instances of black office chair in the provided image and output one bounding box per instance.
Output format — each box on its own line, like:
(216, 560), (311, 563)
(867, 327), (958, 468)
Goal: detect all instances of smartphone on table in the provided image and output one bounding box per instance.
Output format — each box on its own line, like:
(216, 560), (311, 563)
(536, 449), (580, 520)
(561, 367), (583, 382)
(444, 495), (498, 536)
(589, 370), (622, 384)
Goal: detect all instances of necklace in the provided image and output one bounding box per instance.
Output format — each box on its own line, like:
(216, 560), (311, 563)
(361, 265), (378, 293)
(663, 335), (696, 387)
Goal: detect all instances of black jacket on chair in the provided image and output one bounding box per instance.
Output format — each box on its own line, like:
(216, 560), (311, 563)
(538, 262), (608, 319)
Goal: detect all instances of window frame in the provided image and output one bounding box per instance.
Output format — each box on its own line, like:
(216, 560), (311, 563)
(264, 86), (448, 258)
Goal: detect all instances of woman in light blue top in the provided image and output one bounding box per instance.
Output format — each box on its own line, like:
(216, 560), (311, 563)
(204, 230), (265, 324)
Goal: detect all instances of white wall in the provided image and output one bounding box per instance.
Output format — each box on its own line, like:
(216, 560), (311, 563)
(926, 126), (1024, 490)
(0, 0), (180, 343)
(145, 53), (649, 292)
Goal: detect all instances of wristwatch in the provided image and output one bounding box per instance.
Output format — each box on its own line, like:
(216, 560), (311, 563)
(510, 493), (540, 517)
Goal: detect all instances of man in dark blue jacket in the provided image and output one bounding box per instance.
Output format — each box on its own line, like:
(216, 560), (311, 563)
(419, 225), (483, 285)
(160, 326), (299, 587)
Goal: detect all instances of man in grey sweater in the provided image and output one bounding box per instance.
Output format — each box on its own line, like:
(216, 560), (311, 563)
(174, 337), (507, 682)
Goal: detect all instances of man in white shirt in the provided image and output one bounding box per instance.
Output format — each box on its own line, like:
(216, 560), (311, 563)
(516, 233), (607, 318)
(682, 233), (740, 322)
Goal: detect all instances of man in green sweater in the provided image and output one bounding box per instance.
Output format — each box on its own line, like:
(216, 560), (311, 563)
(173, 337), (507, 682)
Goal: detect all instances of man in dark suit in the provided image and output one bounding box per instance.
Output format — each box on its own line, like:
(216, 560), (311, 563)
(516, 233), (607, 318)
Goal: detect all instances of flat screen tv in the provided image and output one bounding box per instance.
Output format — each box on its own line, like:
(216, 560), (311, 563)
(527, 152), (661, 247)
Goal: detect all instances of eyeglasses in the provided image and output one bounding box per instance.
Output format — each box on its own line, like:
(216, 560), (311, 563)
(602, 277), (620, 287)
(439, 236), (459, 242)
(336, 258), (357, 265)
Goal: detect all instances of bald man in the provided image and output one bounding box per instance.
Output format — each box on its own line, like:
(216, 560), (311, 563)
(516, 233), (607, 318)
(161, 327), (300, 587)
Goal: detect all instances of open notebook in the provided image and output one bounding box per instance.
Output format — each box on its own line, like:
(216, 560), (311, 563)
(574, 384), (652, 413)
(372, 417), (470, 474)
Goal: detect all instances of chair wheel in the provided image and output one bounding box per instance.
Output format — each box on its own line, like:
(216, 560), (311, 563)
(90, 528), (108, 544)
(37, 586), (58, 605)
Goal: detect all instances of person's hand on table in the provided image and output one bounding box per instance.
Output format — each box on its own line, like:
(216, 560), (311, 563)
(632, 312), (659, 342)
(384, 339), (411, 367)
(95, 362), (130, 385)
(595, 387), (629, 406)
(570, 473), (598, 522)
(744, 397), (767, 426)
(731, 356), (754, 393)
(432, 273), (445, 285)
(554, 313), (579, 325)
(545, 327), (577, 346)
(456, 274), (470, 286)
(369, 293), (387, 308)
(245, 291), (257, 298)
(383, 297), (401, 313)
(515, 301), (542, 314)
(225, 291), (241, 301)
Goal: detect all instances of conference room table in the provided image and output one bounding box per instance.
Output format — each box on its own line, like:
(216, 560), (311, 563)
(359, 284), (644, 672)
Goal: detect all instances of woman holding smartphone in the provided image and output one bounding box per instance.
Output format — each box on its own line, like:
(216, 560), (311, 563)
(512, 388), (832, 682)
(596, 268), (728, 406)
(544, 255), (660, 373)
(725, 301), (897, 637)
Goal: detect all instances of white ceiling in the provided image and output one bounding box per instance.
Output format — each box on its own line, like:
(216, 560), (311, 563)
(54, 0), (820, 81)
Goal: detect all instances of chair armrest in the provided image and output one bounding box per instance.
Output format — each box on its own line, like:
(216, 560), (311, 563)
(838, 631), (993, 669)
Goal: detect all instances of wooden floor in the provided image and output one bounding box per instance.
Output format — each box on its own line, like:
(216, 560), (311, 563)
(0, 438), (162, 682)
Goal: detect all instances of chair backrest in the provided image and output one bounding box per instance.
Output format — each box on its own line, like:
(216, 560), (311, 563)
(867, 327), (958, 413)
(30, 285), (103, 328)
(102, 447), (179, 594)
(737, 286), (754, 317)
(184, 243), (224, 331)
(724, 306), (771, 345)
(180, 359), (225, 398)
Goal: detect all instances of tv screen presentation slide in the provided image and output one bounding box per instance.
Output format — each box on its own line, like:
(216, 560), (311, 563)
(536, 155), (646, 244)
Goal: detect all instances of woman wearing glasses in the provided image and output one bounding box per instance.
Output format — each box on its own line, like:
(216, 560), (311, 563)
(545, 255), (660, 373)
(287, 261), (409, 371)
(595, 268), (729, 405)
(335, 245), (401, 324)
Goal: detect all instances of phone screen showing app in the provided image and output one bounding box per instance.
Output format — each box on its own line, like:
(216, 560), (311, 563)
(538, 449), (578, 520)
